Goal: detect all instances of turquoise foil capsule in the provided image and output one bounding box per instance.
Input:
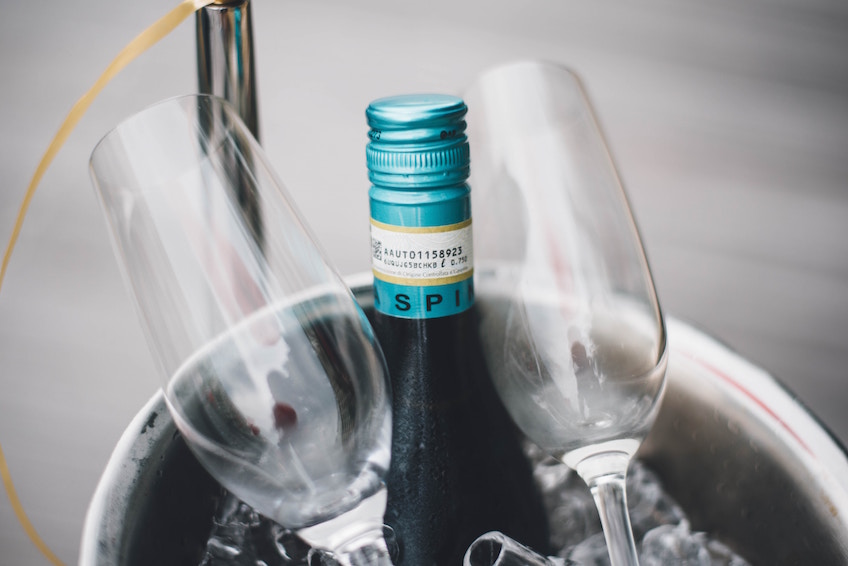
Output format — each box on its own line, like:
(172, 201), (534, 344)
(366, 94), (474, 319)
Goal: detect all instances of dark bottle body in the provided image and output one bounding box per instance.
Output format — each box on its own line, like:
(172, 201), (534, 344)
(373, 305), (550, 565)
(365, 93), (549, 564)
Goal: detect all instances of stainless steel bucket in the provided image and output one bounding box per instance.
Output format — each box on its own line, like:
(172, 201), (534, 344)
(80, 275), (848, 565)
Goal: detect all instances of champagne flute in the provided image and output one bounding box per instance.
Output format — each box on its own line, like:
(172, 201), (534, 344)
(90, 94), (392, 565)
(466, 61), (668, 566)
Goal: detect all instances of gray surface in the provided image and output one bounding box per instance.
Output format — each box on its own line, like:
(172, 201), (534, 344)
(1, 0), (846, 563)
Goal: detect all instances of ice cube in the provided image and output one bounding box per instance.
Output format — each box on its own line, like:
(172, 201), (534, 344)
(625, 461), (686, 539)
(549, 489), (601, 550)
(704, 537), (751, 566)
(565, 532), (611, 566)
(201, 491), (310, 565)
(639, 521), (711, 565)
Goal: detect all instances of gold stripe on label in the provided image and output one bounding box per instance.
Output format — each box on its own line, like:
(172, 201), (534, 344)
(373, 268), (474, 287)
(370, 217), (472, 234)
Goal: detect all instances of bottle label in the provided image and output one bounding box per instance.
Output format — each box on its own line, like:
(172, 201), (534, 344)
(371, 218), (474, 318)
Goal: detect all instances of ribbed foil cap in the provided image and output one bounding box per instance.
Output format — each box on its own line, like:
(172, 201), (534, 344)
(366, 94), (469, 188)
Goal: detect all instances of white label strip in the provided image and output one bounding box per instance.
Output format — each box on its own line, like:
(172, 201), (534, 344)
(370, 221), (474, 285)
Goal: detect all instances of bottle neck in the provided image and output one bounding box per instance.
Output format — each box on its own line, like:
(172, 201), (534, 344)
(369, 182), (470, 227)
(369, 180), (474, 320)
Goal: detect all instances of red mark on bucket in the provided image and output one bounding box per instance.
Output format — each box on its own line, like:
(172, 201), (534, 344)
(684, 352), (813, 457)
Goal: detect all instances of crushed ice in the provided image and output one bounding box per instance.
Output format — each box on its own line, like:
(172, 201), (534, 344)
(200, 445), (750, 565)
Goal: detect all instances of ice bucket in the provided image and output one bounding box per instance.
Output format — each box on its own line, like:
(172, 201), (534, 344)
(80, 275), (848, 565)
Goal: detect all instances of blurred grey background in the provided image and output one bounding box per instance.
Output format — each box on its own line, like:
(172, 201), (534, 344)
(1, 0), (846, 563)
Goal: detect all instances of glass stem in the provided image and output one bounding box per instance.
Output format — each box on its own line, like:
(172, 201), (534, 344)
(588, 473), (639, 566)
(299, 487), (393, 566)
(333, 534), (393, 566)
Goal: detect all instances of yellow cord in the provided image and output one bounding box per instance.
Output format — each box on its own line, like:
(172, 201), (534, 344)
(0, 0), (214, 298)
(0, 443), (65, 566)
(0, 0), (214, 563)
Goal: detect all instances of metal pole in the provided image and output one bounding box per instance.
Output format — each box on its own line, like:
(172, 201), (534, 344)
(196, 0), (263, 248)
(196, 0), (260, 140)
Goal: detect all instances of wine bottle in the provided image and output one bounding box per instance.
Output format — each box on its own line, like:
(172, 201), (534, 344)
(365, 94), (550, 564)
